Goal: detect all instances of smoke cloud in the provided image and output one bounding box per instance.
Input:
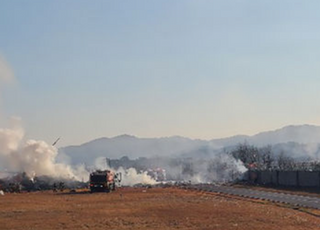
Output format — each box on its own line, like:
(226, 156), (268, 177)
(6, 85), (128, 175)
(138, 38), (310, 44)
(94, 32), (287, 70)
(94, 157), (157, 186)
(0, 121), (160, 186)
(181, 154), (247, 183)
(0, 119), (86, 181)
(116, 168), (157, 186)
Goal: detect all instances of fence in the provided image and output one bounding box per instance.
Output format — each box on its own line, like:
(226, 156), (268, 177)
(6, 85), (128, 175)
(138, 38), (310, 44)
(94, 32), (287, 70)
(248, 170), (320, 187)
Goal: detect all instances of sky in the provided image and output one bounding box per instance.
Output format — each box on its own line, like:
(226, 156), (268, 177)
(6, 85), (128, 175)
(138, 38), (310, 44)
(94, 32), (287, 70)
(1, 0), (320, 146)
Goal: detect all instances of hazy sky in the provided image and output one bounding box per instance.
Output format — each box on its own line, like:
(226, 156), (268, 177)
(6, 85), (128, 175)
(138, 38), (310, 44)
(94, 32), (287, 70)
(1, 0), (320, 146)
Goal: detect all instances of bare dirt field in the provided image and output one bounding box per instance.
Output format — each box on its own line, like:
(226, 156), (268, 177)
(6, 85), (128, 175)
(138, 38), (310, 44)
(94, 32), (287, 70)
(1, 187), (320, 230)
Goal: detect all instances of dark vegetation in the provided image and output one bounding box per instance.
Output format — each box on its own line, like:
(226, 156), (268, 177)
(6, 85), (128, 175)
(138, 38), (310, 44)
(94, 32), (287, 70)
(230, 143), (320, 171)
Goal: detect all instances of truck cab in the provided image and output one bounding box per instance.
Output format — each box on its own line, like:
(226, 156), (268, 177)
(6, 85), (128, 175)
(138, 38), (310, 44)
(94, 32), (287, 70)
(89, 170), (121, 193)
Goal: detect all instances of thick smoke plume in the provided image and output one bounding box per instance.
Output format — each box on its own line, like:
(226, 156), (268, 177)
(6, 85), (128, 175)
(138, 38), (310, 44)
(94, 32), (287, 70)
(114, 168), (157, 186)
(0, 121), (159, 186)
(94, 157), (157, 186)
(0, 119), (87, 181)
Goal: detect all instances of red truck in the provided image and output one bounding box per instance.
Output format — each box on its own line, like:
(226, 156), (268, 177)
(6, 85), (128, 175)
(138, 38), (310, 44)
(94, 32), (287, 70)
(89, 170), (121, 193)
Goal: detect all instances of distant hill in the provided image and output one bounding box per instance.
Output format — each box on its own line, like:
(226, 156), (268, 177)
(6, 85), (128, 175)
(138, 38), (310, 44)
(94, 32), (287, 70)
(58, 125), (320, 165)
(248, 124), (320, 146)
(59, 135), (206, 165)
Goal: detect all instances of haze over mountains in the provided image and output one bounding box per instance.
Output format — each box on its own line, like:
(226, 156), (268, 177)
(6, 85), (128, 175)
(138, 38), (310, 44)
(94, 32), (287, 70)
(58, 125), (320, 165)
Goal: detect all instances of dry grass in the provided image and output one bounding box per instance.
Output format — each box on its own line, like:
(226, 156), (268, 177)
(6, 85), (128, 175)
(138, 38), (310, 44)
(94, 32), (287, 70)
(1, 187), (320, 230)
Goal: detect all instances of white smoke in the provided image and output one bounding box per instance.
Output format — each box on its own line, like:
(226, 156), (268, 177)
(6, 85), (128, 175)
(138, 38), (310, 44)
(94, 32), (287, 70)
(187, 154), (247, 184)
(0, 119), (87, 181)
(157, 153), (247, 184)
(117, 168), (157, 186)
(11, 140), (73, 178)
(0, 119), (156, 185)
(94, 157), (157, 186)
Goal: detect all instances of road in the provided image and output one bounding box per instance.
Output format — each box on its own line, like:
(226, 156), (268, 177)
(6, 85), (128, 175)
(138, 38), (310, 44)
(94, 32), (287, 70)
(188, 184), (320, 210)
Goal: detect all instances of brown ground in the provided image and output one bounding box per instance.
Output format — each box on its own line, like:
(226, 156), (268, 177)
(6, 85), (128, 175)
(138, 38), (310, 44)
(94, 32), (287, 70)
(1, 187), (320, 230)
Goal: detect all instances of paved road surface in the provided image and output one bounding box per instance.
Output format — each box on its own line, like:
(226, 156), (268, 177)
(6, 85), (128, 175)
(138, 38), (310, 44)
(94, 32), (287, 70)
(188, 184), (320, 210)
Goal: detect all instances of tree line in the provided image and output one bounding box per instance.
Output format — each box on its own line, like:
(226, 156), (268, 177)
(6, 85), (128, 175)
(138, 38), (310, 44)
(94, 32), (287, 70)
(230, 143), (320, 171)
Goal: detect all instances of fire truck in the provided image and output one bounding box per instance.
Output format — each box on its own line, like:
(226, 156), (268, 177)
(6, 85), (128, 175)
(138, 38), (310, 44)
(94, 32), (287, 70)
(89, 170), (121, 193)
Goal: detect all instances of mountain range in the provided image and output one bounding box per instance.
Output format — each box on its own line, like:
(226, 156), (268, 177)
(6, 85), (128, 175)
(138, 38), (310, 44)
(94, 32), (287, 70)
(58, 124), (320, 165)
